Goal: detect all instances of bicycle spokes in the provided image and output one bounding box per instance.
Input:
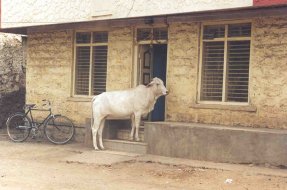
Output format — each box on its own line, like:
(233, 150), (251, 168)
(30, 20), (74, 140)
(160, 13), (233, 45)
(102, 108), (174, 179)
(44, 115), (75, 144)
(7, 113), (31, 142)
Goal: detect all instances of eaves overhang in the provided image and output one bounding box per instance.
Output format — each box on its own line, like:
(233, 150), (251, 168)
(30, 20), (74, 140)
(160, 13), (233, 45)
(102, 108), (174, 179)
(1, 5), (287, 35)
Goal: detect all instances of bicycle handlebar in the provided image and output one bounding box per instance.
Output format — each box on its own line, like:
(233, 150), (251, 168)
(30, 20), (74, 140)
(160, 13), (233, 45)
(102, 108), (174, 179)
(23, 100), (51, 111)
(42, 99), (51, 107)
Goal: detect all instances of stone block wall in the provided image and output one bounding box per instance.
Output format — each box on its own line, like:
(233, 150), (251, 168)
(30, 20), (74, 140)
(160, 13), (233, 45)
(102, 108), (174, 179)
(26, 30), (75, 121)
(0, 33), (26, 128)
(166, 16), (287, 129)
(250, 16), (287, 128)
(106, 27), (133, 90)
(26, 30), (93, 125)
(166, 22), (200, 122)
(26, 27), (133, 126)
(25, 16), (287, 129)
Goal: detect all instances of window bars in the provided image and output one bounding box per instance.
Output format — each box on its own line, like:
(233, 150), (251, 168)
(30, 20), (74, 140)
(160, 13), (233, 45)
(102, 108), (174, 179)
(74, 31), (108, 96)
(200, 23), (251, 103)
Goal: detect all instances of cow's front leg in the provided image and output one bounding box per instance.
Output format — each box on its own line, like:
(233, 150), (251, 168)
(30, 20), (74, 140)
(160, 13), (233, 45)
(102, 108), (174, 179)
(91, 118), (100, 150)
(134, 113), (141, 142)
(129, 114), (135, 141)
(98, 118), (105, 150)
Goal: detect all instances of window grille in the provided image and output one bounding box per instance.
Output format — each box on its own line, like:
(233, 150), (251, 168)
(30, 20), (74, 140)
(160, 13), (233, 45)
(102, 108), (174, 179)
(228, 23), (251, 37)
(75, 47), (90, 95)
(92, 46), (107, 95)
(227, 41), (250, 102)
(76, 32), (91, 43)
(200, 23), (251, 103)
(203, 25), (225, 40)
(93, 32), (108, 43)
(201, 41), (224, 101)
(137, 28), (152, 41)
(137, 28), (168, 41)
(74, 31), (108, 96)
(154, 28), (168, 40)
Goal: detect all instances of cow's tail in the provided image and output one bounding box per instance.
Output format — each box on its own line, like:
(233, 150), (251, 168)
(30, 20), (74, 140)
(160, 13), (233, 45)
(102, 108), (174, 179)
(91, 96), (97, 129)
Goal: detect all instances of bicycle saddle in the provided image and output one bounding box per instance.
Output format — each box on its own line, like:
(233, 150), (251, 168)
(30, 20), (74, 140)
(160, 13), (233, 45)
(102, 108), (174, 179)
(25, 104), (36, 109)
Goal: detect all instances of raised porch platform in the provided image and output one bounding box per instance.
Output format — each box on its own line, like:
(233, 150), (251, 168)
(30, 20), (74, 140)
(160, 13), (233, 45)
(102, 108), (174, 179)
(145, 122), (287, 167)
(85, 119), (287, 166)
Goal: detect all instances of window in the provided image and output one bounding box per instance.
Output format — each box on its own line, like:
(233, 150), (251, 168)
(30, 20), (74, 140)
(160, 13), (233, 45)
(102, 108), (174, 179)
(200, 23), (251, 103)
(137, 28), (168, 41)
(74, 31), (108, 96)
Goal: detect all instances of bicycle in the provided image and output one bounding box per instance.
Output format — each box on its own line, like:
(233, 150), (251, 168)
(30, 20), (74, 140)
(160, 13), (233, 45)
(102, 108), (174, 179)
(6, 100), (75, 144)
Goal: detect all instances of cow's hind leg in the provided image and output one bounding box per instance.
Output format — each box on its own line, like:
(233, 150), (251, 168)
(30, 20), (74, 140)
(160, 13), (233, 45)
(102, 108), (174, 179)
(98, 118), (105, 150)
(134, 113), (141, 142)
(91, 117), (101, 150)
(129, 114), (135, 141)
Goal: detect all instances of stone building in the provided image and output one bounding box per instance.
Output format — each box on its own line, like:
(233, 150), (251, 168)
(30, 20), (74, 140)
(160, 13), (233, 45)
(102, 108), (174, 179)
(1, 0), (287, 165)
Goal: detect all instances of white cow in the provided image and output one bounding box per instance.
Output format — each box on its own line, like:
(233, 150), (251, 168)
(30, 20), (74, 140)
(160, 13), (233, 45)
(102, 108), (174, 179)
(91, 77), (168, 150)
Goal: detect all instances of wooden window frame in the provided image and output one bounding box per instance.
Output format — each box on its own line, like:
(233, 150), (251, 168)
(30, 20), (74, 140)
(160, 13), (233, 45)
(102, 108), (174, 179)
(136, 27), (168, 44)
(197, 20), (252, 106)
(73, 31), (108, 97)
(133, 26), (168, 87)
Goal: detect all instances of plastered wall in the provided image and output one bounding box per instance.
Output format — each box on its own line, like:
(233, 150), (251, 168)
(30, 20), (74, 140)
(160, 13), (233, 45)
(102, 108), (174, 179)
(1, 0), (253, 28)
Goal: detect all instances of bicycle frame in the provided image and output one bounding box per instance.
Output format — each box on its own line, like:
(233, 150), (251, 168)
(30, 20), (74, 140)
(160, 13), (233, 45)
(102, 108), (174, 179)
(7, 99), (75, 144)
(24, 107), (53, 128)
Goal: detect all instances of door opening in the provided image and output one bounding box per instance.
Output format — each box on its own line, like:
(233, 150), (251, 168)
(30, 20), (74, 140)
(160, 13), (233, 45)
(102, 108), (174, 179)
(138, 44), (167, 121)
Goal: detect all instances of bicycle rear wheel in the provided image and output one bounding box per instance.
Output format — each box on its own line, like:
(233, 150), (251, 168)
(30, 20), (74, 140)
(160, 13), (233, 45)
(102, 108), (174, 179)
(44, 115), (75, 145)
(7, 113), (31, 142)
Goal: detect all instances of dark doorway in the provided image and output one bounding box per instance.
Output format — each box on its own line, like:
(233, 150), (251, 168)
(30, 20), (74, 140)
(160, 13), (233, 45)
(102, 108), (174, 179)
(138, 44), (167, 121)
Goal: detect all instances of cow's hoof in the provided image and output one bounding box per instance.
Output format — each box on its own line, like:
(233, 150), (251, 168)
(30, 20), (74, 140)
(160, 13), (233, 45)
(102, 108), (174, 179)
(135, 137), (140, 142)
(100, 147), (105, 150)
(93, 145), (100, 150)
(129, 137), (133, 141)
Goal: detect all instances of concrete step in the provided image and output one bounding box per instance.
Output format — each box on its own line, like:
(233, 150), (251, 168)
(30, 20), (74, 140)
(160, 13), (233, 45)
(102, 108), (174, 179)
(103, 139), (147, 154)
(117, 129), (144, 142)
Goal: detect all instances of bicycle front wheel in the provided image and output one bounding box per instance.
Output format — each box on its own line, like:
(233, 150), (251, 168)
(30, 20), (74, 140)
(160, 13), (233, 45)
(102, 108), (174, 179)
(7, 113), (31, 142)
(44, 115), (75, 145)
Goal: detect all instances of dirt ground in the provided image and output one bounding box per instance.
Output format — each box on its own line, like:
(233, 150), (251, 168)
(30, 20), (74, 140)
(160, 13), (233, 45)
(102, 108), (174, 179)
(0, 140), (286, 190)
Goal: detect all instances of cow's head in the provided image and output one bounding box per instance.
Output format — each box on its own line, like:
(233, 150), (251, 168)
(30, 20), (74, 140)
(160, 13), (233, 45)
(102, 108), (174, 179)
(147, 77), (169, 97)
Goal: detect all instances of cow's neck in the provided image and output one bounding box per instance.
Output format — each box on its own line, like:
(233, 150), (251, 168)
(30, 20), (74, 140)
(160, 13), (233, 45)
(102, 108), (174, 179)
(146, 88), (158, 112)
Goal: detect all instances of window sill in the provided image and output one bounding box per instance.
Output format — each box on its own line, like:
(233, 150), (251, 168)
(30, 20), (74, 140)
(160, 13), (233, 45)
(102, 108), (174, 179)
(67, 97), (93, 102)
(190, 103), (257, 112)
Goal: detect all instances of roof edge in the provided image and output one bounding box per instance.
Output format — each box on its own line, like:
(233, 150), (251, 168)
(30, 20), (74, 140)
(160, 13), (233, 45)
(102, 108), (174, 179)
(1, 5), (287, 35)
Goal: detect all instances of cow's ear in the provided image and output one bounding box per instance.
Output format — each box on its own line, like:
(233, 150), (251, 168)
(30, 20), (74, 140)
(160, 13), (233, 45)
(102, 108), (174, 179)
(147, 81), (155, 87)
